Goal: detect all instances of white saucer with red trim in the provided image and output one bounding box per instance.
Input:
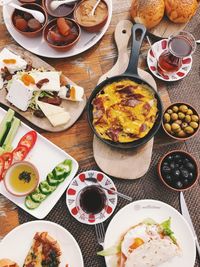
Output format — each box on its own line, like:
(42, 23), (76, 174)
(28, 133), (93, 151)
(147, 39), (192, 81)
(66, 170), (118, 225)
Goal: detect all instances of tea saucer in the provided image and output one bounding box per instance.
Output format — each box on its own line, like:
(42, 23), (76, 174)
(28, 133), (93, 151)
(147, 39), (192, 81)
(66, 171), (118, 225)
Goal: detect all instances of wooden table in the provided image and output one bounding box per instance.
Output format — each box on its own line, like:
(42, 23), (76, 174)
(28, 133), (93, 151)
(0, 0), (171, 240)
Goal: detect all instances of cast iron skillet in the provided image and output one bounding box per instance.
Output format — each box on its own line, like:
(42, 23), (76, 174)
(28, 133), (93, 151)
(87, 23), (163, 149)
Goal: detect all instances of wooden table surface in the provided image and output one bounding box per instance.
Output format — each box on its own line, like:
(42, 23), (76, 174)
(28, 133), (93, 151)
(0, 0), (171, 240)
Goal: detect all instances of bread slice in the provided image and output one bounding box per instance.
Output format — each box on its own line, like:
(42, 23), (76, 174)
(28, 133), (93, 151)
(0, 259), (19, 267)
(23, 232), (61, 267)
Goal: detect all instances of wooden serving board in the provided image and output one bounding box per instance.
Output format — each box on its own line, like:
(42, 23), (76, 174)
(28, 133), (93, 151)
(0, 44), (86, 132)
(93, 20), (158, 180)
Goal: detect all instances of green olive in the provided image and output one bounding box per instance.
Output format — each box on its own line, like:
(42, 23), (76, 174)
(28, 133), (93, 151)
(185, 115), (192, 123)
(186, 109), (193, 115)
(174, 120), (182, 125)
(171, 123), (181, 133)
(164, 113), (171, 123)
(167, 109), (173, 115)
(184, 126), (195, 135)
(191, 115), (199, 122)
(171, 113), (178, 121)
(172, 106), (179, 113)
(190, 121), (199, 129)
(177, 130), (187, 138)
(178, 112), (185, 120)
(181, 122), (188, 129)
(164, 123), (172, 133)
(179, 105), (188, 113)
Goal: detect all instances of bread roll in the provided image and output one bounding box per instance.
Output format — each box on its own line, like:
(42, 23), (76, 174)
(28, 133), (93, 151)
(130, 0), (165, 29)
(0, 259), (19, 267)
(165, 0), (198, 23)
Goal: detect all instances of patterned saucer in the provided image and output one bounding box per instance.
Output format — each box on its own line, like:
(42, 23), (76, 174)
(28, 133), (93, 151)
(147, 39), (192, 81)
(66, 170), (118, 225)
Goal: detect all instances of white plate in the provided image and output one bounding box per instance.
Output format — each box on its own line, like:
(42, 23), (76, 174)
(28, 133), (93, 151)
(0, 107), (79, 219)
(3, 0), (112, 58)
(0, 220), (84, 267)
(104, 199), (196, 267)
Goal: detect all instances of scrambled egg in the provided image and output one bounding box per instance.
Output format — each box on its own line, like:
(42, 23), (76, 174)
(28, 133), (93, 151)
(92, 79), (158, 143)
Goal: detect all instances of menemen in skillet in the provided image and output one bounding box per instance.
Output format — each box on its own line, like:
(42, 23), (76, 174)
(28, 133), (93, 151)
(92, 79), (158, 143)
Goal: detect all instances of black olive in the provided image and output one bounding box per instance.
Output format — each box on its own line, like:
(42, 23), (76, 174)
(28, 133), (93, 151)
(165, 175), (172, 183)
(173, 169), (181, 178)
(175, 163), (179, 168)
(188, 172), (194, 180)
(183, 179), (189, 186)
(185, 162), (195, 171)
(170, 162), (176, 169)
(163, 161), (169, 166)
(181, 169), (189, 179)
(175, 180), (183, 189)
(174, 154), (181, 162)
(177, 159), (183, 165)
(183, 158), (189, 164)
(162, 166), (171, 174)
(167, 155), (173, 162)
(179, 165), (184, 170)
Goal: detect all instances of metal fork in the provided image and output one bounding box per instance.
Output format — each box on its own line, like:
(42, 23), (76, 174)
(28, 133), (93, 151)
(95, 223), (105, 247)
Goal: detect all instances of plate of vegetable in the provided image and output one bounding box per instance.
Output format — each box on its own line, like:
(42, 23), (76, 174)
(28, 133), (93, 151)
(0, 107), (79, 219)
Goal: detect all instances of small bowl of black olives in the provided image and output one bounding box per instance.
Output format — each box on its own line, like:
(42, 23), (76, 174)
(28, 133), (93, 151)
(158, 150), (199, 191)
(162, 103), (199, 141)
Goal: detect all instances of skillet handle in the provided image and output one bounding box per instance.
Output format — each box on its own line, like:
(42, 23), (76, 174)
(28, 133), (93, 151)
(125, 23), (147, 76)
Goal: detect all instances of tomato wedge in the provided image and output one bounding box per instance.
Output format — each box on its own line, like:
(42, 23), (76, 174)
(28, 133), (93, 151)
(18, 131), (37, 151)
(2, 152), (13, 171)
(0, 156), (5, 181)
(12, 145), (29, 162)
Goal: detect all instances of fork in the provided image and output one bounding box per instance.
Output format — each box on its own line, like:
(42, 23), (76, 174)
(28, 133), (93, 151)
(95, 223), (105, 247)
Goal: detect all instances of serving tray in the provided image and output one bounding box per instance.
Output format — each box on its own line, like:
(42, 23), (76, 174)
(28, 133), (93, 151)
(0, 44), (86, 132)
(0, 106), (79, 219)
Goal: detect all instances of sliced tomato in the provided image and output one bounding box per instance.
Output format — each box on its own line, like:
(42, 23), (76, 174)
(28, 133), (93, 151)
(18, 131), (37, 151)
(2, 152), (13, 171)
(12, 145), (29, 162)
(0, 156), (5, 181)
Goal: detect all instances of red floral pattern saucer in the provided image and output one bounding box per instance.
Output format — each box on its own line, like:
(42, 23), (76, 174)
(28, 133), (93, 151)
(147, 39), (192, 81)
(66, 171), (118, 225)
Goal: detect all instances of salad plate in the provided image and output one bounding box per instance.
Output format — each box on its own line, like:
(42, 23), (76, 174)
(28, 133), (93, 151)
(103, 199), (196, 267)
(0, 107), (79, 219)
(0, 220), (84, 267)
(3, 0), (112, 58)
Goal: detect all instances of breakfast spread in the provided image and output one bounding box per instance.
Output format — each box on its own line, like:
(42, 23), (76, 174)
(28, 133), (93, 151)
(74, 0), (108, 31)
(25, 159), (72, 209)
(23, 232), (61, 266)
(163, 103), (199, 139)
(92, 79), (158, 143)
(99, 218), (181, 267)
(0, 47), (84, 128)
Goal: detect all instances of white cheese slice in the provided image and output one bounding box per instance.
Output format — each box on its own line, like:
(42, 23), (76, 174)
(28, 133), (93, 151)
(6, 79), (33, 111)
(30, 71), (61, 92)
(37, 100), (70, 127)
(0, 48), (27, 74)
(59, 84), (84, 101)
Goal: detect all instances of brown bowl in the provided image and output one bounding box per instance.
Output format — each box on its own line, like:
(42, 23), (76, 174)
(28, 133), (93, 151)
(162, 102), (200, 141)
(43, 18), (81, 51)
(11, 3), (48, 38)
(44, 0), (77, 18)
(158, 150), (199, 192)
(74, 0), (108, 32)
(4, 161), (39, 197)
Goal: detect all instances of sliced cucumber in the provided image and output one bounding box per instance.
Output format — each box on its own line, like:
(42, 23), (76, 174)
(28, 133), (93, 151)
(47, 173), (60, 186)
(25, 196), (40, 209)
(39, 180), (56, 195)
(52, 166), (67, 180)
(30, 188), (47, 203)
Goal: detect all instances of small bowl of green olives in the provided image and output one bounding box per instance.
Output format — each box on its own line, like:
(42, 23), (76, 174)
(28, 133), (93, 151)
(162, 102), (199, 141)
(158, 150), (199, 191)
